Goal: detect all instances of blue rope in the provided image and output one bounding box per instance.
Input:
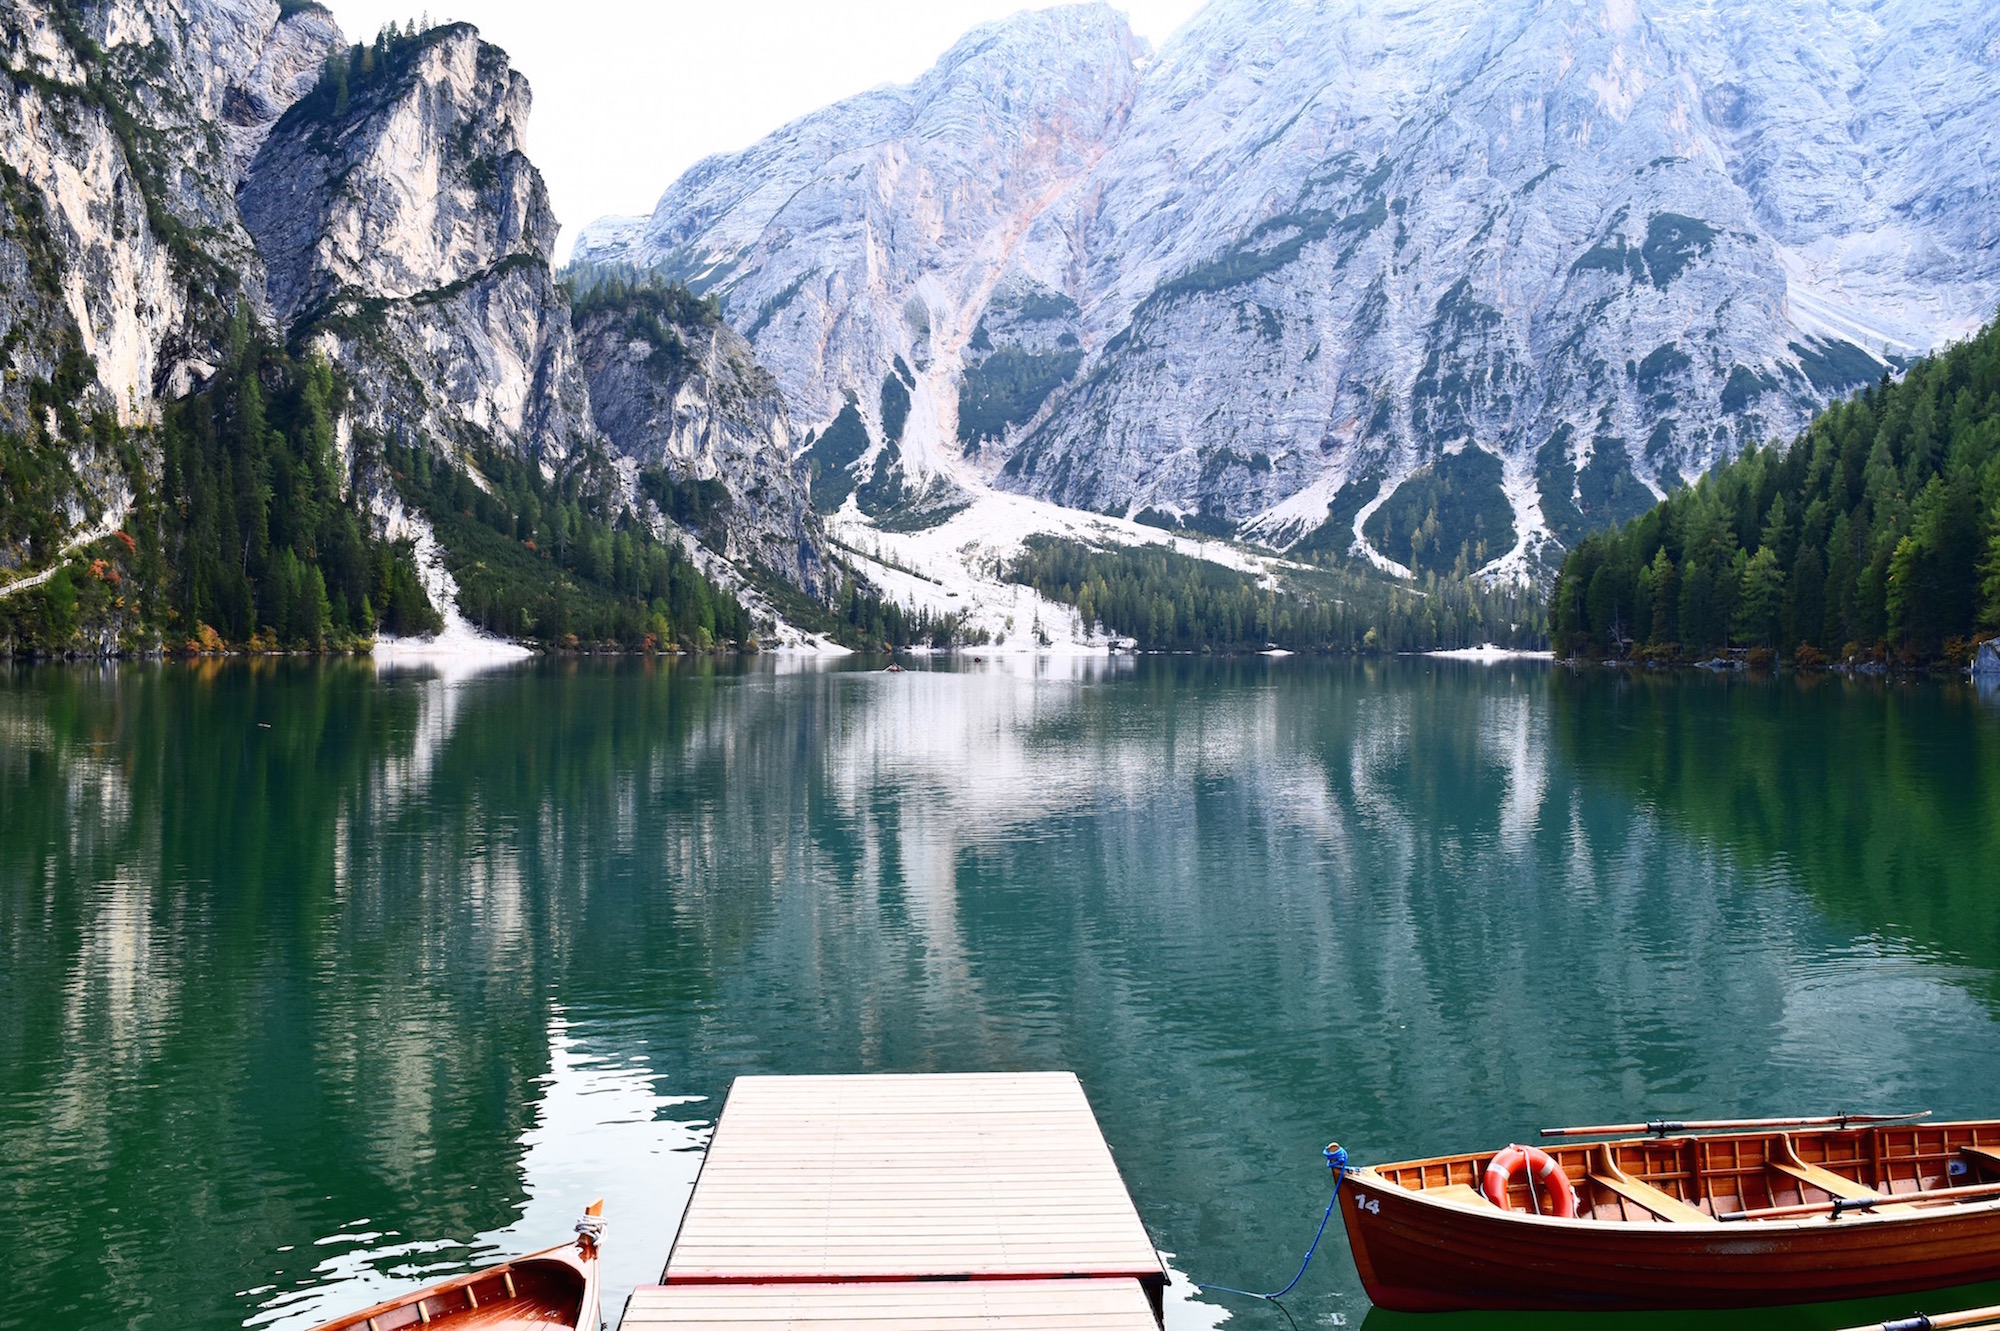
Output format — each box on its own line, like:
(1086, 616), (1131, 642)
(1195, 1144), (1349, 1303)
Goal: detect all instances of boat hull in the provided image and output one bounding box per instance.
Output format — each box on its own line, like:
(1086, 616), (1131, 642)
(1340, 1177), (2000, 1312)
(303, 1242), (600, 1331)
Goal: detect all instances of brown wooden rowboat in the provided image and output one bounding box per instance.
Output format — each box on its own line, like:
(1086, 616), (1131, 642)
(1339, 1119), (2000, 1311)
(304, 1202), (603, 1331)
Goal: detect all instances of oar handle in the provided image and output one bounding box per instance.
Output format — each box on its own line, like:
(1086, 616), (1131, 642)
(1721, 1179), (2000, 1223)
(1926, 1313), (2000, 1330)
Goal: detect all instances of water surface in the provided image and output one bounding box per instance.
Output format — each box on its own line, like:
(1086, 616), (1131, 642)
(3, 657), (1999, 1330)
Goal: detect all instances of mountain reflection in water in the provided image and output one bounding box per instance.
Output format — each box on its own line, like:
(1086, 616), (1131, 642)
(2, 657), (1997, 1331)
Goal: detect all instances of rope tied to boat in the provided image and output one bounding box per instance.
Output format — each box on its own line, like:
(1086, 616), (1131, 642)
(574, 1213), (607, 1248)
(1194, 1143), (1348, 1304)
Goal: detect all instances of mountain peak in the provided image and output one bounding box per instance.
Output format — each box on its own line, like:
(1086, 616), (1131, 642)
(524, 0), (2000, 580)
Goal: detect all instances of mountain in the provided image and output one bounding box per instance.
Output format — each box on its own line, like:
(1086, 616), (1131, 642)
(574, 4), (1145, 525)
(0, 1), (828, 655)
(568, 270), (827, 595)
(1, 0), (339, 540)
(576, 0), (2000, 583)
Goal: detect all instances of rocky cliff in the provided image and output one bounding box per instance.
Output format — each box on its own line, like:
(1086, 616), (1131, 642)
(578, 0), (2000, 581)
(577, 4), (1145, 519)
(240, 21), (594, 467)
(1, 0), (338, 570)
(569, 273), (825, 594)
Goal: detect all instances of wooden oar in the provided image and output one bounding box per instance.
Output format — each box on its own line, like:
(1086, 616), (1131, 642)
(1837, 1303), (2000, 1331)
(1717, 1179), (2000, 1223)
(1540, 1111), (1931, 1139)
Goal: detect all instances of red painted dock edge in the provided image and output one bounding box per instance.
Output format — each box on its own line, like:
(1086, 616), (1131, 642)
(622, 1278), (1160, 1329)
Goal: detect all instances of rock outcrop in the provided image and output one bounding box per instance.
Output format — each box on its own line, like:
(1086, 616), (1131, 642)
(1, 0), (843, 631)
(575, 4), (1145, 515)
(579, 0), (2000, 580)
(570, 278), (825, 593)
(240, 22), (593, 465)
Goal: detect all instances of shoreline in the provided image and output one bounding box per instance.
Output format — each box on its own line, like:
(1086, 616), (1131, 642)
(1424, 645), (1557, 662)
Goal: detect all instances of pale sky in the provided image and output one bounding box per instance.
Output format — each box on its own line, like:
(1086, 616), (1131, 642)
(318, 0), (1208, 262)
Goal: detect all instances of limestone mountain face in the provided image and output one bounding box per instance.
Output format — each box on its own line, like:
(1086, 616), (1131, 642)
(240, 22), (593, 466)
(0, 0), (846, 668)
(2, 2), (599, 579)
(572, 3), (1146, 514)
(579, 0), (2000, 580)
(0, 0), (341, 570)
(232, 20), (824, 596)
(571, 282), (826, 593)
(1, 0), (341, 419)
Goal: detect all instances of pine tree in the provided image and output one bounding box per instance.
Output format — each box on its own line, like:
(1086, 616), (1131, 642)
(1735, 547), (1785, 648)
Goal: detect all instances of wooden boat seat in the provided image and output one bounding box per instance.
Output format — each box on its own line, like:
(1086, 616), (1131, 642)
(1768, 1135), (1878, 1201)
(361, 1293), (569, 1331)
(1961, 1145), (2000, 1180)
(1425, 1183), (1492, 1208)
(1590, 1145), (1717, 1225)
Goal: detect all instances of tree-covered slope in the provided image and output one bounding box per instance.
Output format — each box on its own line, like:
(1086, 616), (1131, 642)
(1, 10), (783, 657)
(1550, 316), (2000, 663)
(1, 313), (440, 655)
(1012, 536), (1546, 654)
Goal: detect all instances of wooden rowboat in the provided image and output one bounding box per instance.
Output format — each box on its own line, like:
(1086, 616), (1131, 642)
(304, 1202), (603, 1331)
(1339, 1118), (2000, 1311)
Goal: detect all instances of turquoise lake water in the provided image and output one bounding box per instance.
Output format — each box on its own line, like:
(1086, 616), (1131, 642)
(3, 656), (1999, 1330)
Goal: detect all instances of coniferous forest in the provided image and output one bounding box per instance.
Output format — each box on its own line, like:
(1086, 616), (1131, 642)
(1012, 536), (1546, 653)
(384, 438), (754, 651)
(1550, 316), (2000, 664)
(2, 311), (441, 654)
(0, 302), (771, 655)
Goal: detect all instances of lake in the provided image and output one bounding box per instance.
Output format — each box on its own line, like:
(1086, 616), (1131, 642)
(4, 656), (1999, 1331)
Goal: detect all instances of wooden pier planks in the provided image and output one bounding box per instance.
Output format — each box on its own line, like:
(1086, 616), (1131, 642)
(622, 1279), (1159, 1330)
(661, 1072), (1164, 1292)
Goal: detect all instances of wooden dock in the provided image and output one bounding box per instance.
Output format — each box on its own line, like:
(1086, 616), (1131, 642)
(624, 1072), (1165, 1328)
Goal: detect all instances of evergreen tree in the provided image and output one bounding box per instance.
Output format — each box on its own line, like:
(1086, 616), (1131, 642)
(1735, 547), (1785, 648)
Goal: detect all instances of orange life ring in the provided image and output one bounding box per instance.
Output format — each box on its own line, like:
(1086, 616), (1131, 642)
(1482, 1144), (1578, 1218)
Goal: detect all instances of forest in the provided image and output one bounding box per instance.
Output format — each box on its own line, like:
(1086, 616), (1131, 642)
(2, 298), (763, 655)
(1550, 315), (2000, 663)
(384, 438), (753, 650)
(2, 312), (438, 653)
(1011, 536), (1545, 653)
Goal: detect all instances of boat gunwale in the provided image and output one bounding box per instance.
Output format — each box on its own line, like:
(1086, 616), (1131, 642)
(301, 1240), (593, 1331)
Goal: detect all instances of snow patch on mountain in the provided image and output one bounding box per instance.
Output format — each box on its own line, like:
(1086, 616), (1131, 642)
(827, 489), (1300, 652)
(368, 487), (531, 664)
